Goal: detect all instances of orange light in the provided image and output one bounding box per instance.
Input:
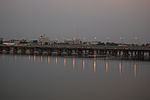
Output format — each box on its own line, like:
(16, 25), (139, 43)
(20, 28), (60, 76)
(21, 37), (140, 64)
(94, 58), (97, 72)
(106, 62), (108, 72)
(134, 64), (137, 77)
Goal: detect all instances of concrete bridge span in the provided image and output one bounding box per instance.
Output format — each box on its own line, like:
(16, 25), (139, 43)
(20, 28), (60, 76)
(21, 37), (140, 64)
(0, 45), (150, 60)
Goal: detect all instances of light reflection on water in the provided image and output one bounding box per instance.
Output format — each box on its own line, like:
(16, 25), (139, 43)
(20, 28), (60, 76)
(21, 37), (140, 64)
(34, 55), (36, 62)
(47, 56), (50, 64)
(105, 62), (108, 72)
(40, 56), (43, 62)
(24, 55), (139, 76)
(63, 56), (67, 66)
(119, 62), (122, 73)
(82, 58), (85, 72)
(72, 57), (75, 69)
(55, 56), (58, 64)
(2, 55), (139, 76)
(0, 54), (150, 100)
(134, 64), (137, 77)
(93, 57), (97, 72)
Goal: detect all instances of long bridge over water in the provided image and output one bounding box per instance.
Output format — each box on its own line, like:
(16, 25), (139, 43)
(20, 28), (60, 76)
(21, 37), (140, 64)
(0, 44), (150, 60)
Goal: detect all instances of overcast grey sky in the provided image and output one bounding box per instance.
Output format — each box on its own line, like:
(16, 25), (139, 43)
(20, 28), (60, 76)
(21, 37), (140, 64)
(0, 0), (150, 43)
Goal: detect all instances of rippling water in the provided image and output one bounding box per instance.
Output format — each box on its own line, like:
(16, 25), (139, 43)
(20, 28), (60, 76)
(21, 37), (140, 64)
(0, 54), (150, 100)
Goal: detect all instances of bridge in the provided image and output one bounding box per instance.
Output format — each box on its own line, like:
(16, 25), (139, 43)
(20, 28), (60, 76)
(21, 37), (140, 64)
(0, 44), (150, 60)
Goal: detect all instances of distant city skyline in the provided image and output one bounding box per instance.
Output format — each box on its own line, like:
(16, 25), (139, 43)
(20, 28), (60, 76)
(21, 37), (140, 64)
(0, 33), (148, 44)
(0, 0), (150, 44)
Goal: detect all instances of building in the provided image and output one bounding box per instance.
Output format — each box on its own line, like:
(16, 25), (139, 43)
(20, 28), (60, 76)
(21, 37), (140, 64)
(15, 39), (30, 46)
(90, 41), (99, 45)
(10, 40), (20, 44)
(3, 41), (15, 46)
(38, 35), (52, 45)
(64, 39), (82, 45)
(29, 40), (38, 45)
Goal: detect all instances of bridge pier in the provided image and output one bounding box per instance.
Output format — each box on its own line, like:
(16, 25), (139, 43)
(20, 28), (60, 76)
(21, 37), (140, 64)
(60, 49), (67, 56)
(100, 50), (106, 55)
(93, 50), (97, 55)
(47, 49), (51, 55)
(66, 49), (71, 56)
(71, 49), (77, 56)
(113, 50), (118, 56)
(117, 50), (121, 56)
(122, 50), (128, 57)
(9, 47), (14, 54)
(107, 50), (112, 56)
(130, 51), (134, 57)
(26, 49), (31, 55)
(30, 48), (34, 55)
(134, 51), (138, 57)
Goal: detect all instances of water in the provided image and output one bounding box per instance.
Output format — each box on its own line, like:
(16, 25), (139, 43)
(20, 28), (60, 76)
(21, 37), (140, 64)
(0, 55), (150, 100)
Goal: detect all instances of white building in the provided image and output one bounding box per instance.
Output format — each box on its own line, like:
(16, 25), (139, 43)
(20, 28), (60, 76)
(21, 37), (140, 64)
(38, 35), (52, 45)
(64, 39), (82, 45)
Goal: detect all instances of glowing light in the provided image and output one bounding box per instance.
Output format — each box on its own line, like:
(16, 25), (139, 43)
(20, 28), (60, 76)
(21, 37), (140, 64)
(82, 58), (85, 72)
(47, 56), (50, 64)
(72, 57), (75, 68)
(134, 64), (137, 77)
(106, 62), (108, 72)
(64, 56), (66, 66)
(55, 56), (58, 64)
(93, 58), (97, 72)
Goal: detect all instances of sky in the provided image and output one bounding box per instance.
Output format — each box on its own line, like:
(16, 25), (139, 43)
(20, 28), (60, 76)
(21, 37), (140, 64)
(0, 0), (150, 43)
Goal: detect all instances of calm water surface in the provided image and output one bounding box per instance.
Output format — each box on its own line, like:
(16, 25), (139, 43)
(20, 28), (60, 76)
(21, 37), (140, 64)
(0, 55), (150, 100)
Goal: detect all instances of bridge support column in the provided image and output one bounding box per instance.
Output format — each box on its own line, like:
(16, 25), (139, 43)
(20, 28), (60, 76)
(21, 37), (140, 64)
(71, 50), (76, 56)
(141, 51), (144, 57)
(77, 49), (82, 56)
(47, 49), (51, 55)
(22, 48), (26, 54)
(114, 50), (118, 56)
(117, 51), (121, 56)
(137, 51), (141, 58)
(82, 50), (86, 55)
(108, 50), (112, 56)
(94, 50), (97, 55)
(103, 50), (107, 55)
(97, 50), (100, 55)
(130, 51), (134, 57)
(134, 51), (138, 57)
